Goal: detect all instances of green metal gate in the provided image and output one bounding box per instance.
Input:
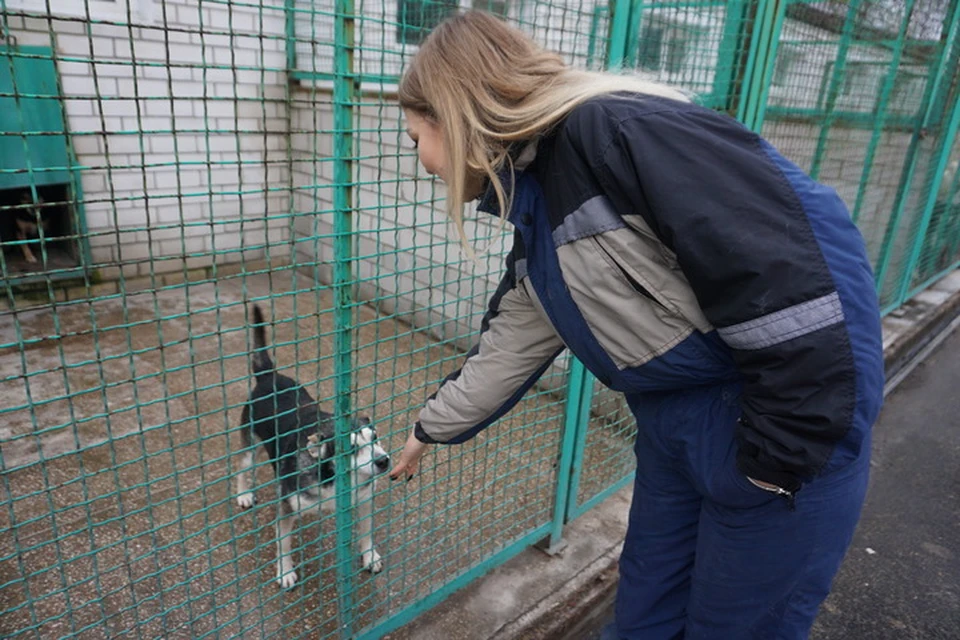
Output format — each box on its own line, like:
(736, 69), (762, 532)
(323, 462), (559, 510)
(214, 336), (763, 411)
(1, 1), (959, 638)
(565, 0), (960, 521)
(753, 0), (960, 314)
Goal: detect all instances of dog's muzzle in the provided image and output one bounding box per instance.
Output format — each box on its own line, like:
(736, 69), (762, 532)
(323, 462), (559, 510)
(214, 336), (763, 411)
(373, 455), (390, 474)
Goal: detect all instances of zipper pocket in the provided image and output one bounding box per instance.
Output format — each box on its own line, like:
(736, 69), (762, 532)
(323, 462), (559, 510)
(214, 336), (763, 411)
(746, 476), (797, 511)
(592, 237), (672, 311)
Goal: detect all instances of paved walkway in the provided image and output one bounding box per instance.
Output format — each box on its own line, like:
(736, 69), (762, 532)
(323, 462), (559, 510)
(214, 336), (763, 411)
(809, 324), (960, 640)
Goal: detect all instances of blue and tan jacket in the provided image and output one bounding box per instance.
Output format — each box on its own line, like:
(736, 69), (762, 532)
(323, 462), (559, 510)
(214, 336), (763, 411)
(415, 94), (884, 492)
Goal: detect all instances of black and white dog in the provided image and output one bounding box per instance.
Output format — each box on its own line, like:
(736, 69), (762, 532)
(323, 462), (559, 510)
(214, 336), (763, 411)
(235, 304), (390, 588)
(5, 189), (51, 264)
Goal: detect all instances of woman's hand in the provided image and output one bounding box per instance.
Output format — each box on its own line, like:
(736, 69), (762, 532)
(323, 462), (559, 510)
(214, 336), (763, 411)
(390, 428), (429, 481)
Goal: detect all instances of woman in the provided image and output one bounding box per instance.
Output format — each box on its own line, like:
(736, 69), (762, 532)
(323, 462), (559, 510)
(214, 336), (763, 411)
(389, 11), (883, 640)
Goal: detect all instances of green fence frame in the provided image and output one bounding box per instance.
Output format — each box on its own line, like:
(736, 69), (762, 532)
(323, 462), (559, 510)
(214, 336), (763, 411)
(332, 0), (358, 633)
(558, 0), (960, 541)
(895, 2), (960, 306)
(2, 1), (960, 638)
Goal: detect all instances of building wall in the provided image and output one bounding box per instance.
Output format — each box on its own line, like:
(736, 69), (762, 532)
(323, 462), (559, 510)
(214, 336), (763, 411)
(4, 0), (949, 345)
(762, 121), (915, 261)
(289, 96), (511, 354)
(287, 0), (609, 353)
(6, 0), (292, 280)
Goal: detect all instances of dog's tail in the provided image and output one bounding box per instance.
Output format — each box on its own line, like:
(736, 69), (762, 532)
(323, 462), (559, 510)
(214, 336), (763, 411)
(250, 304), (274, 376)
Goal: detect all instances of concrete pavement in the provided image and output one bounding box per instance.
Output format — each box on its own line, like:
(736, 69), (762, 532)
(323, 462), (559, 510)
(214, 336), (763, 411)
(809, 322), (960, 640)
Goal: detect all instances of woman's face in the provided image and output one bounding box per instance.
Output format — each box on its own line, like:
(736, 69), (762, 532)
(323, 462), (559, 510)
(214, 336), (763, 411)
(404, 109), (448, 182)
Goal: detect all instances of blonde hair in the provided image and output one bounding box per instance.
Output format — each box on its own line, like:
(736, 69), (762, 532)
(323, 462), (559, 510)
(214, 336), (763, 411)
(398, 10), (689, 253)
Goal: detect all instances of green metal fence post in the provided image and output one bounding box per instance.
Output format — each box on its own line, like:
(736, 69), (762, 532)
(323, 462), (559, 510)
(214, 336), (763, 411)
(808, 0), (863, 180)
(545, 0), (633, 537)
(586, 5), (607, 69)
(607, 0), (634, 71)
(546, 359), (588, 553)
(333, 0), (358, 634)
(736, 0), (775, 127)
(895, 82), (960, 301)
(285, 0), (296, 71)
(623, 0), (644, 70)
(939, 161), (960, 270)
(745, 0), (787, 132)
(921, 157), (960, 282)
(713, 0), (748, 113)
(943, 231), (960, 277)
(874, 0), (960, 305)
(741, 0), (775, 130)
(849, 0), (919, 225)
(564, 374), (597, 520)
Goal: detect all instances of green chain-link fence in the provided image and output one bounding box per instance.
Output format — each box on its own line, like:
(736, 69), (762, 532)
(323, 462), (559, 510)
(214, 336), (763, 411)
(0, 1), (958, 638)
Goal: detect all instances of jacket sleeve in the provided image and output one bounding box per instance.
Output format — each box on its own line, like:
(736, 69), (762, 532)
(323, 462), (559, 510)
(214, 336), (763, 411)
(415, 248), (566, 445)
(568, 101), (864, 491)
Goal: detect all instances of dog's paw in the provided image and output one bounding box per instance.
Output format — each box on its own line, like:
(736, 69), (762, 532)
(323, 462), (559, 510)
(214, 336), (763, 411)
(236, 492), (256, 509)
(361, 549), (383, 574)
(276, 566), (298, 589)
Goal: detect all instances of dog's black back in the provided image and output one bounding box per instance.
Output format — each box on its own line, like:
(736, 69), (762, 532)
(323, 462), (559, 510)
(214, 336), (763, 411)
(243, 305), (336, 495)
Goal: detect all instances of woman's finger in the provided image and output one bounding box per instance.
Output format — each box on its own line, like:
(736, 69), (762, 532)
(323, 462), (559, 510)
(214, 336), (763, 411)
(389, 457), (416, 480)
(390, 429), (427, 481)
(389, 462), (406, 480)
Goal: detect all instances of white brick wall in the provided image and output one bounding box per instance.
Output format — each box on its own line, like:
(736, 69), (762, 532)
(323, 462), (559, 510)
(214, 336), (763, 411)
(287, 96), (512, 352)
(6, 0), (942, 342)
(7, 0), (292, 275)
(762, 120), (916, 262)
(293, 0), (609, 82)
(286, 0), (609, 353)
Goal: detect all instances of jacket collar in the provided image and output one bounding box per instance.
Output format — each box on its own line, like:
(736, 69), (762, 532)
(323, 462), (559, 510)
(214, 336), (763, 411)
(476, 138), (539, 217)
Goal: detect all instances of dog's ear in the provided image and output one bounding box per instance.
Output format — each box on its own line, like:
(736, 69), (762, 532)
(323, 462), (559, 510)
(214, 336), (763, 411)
(306, 433), (333, 460)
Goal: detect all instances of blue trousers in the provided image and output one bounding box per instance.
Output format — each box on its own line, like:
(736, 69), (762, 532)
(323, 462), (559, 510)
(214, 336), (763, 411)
(602, 383), (870, 640)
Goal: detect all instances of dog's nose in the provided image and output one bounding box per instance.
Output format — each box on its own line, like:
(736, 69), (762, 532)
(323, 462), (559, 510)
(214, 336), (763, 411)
(374, 456), (390, 472)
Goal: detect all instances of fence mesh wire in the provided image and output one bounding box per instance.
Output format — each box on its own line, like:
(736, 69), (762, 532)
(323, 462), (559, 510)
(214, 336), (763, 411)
(0, 0), (958, 638)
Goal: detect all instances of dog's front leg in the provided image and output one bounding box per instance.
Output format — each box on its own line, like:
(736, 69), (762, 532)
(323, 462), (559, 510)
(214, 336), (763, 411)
(275, 509), (299, 589)
(19, 236), (37, 264)
(355, 485), (383, 573)
(235, 448), (257, 509)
